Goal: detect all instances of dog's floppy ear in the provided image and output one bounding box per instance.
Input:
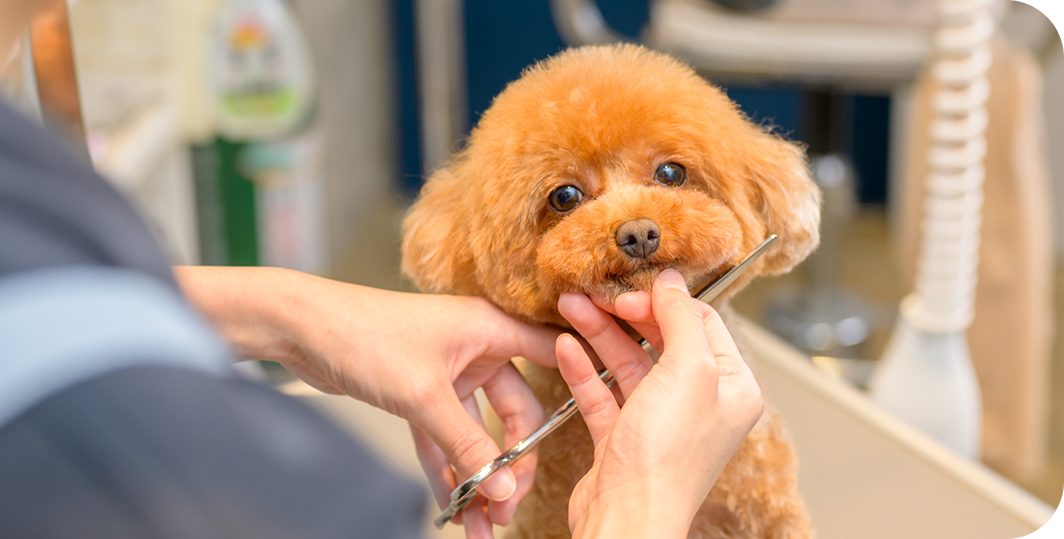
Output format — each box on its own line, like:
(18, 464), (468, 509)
(401, 168), (480, 295)
(739, 129), (822, 275)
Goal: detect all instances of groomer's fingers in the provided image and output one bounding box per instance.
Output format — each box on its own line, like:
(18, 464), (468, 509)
(475, 298), (562, 368)
(481, 363), (542, 526)
(651, 270), (715, 372)
(697, 309), (760, 428)
(601, 280), (742, 377)
(557, 333), (619, 447)
(410, 425), (464, 524)
(558, 293), (652, 399)
(590, 291), (663, 352)
(699, 303), (748, 378)
(463, 498), (496, 539)
(457, 393), (524, 515)
(413, 391), (516, 505)
(462, 393), (486, 427)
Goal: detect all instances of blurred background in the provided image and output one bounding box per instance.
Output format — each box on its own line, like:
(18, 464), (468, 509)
(4, 0), (1062, 537)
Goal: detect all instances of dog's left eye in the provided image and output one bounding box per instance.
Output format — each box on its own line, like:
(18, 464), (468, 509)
(655, 163), (687, 187)
(548, 185), (584, 213)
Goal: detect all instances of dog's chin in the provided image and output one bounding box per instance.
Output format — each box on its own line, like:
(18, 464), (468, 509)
(589, 264), (666, 300)
(583, 263), (725, 302)
(583, 263), (706, 301)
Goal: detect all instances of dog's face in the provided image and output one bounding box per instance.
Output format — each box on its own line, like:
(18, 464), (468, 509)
(402, 45), (820, 327)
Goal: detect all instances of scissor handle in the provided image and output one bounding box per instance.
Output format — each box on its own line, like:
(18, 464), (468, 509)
(433, 354), (629, 529)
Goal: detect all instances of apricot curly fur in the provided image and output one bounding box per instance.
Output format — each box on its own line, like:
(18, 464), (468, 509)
(401, 44), (820, 538)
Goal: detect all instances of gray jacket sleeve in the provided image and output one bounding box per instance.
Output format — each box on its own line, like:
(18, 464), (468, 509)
(0, 100), (428, 538)
(0, 100), (175, 285)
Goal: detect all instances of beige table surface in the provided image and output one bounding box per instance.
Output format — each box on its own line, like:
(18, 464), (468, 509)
(740, 318), (1054, 539)
(283, 319), (1055, 538)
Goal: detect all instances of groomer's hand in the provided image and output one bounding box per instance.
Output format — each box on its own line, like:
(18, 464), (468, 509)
(556, 269), (764, 539)
(175, 266), (560, 536)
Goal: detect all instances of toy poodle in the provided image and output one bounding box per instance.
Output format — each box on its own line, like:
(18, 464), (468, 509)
(402, 44), (819, 539)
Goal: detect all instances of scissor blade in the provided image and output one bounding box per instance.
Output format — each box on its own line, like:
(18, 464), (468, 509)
(693, 234), (777, 305)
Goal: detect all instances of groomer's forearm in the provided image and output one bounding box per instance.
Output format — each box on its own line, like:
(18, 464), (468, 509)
(174, 266), (306, 362)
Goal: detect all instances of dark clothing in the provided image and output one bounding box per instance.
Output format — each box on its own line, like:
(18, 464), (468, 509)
(0, 99), (174, 286)
(0, 366), (425, 539)
(0, 101), (426, 538)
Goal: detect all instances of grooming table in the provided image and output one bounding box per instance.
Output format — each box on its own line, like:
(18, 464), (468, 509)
(740, 317), (1054, 538)
(283, 319), (1054, 538)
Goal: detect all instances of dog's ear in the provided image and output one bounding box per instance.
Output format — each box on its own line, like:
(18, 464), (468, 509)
(739, 129), (822, 275)
(401, 168), (480, 295)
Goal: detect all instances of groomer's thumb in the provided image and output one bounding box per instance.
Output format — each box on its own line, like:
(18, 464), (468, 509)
(652, 269), (713, 363)
(421, 399), (516, 502)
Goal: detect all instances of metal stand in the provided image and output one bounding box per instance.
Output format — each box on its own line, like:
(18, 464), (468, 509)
(414, 0), (468, 173)
(765, 92), (877, 379)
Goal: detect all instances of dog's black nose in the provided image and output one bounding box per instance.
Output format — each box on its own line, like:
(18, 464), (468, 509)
(615, 219), (660, 259)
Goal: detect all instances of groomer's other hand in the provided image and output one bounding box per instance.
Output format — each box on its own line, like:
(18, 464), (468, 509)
(175, 267), (560, 536)
(556, 269), (764, 539)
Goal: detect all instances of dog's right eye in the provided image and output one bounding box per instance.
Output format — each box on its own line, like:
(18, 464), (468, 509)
(548, 185), (584, 213)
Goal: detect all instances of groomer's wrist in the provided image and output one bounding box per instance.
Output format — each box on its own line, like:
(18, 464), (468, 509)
(240, 266), (334, 368)
(575, 483), (699, 539)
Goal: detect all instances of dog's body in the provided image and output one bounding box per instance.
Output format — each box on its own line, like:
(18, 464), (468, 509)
(402, 44), (819, 539)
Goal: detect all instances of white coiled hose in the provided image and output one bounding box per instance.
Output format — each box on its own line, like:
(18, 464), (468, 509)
(870, 0), (996, 459)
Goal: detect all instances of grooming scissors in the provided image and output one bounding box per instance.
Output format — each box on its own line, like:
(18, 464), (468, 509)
(434, 234), (778, 528)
